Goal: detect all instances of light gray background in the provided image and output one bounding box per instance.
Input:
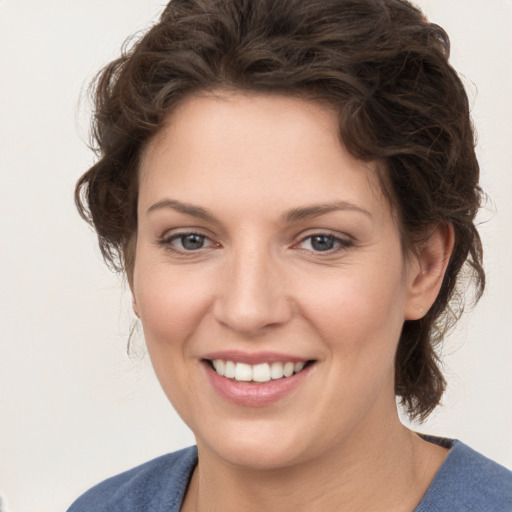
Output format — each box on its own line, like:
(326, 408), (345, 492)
(0, 1), (511, 511)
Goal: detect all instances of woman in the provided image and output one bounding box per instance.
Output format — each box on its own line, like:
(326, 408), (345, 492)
(68, 0), (512, 510)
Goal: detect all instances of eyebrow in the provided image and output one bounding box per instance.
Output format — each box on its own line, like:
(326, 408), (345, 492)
(147, 199), (213, 220)
(282, 201), (373, 223)
(147, 198), (372, 223)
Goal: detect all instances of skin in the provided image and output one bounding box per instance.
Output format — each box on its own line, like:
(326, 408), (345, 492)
(132, 92), (453, 511)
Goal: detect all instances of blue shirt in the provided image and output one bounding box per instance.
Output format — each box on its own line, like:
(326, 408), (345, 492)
(67, 439), (512, 511)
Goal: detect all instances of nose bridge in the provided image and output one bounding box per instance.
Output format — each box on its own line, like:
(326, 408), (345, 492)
(213, 238), (291, 335)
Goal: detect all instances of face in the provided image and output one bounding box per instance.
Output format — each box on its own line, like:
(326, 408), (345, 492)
(133, 92), (423, 470)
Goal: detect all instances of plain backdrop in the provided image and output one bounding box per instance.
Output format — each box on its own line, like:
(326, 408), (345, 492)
(0, 1), (511, 511)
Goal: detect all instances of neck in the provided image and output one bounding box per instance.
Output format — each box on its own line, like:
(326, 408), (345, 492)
(182, 411), (447, 512)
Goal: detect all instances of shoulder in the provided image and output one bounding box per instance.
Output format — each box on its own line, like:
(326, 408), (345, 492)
(67, 446), (198, 512)
(416, 439), (512, 512)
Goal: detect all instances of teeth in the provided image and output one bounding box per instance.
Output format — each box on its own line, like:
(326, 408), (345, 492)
(224, 360), (236, 379)
(283, 362), (294, 377)
(212, 359), (225, 375)
(252, 363), (271, 382)
(211, 359), (308, 382)
(270, 362), (284, 380)
(235, 363), (252, 381)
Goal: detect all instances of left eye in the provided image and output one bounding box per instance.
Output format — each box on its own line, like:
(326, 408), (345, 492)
(299, 234), (348, 252)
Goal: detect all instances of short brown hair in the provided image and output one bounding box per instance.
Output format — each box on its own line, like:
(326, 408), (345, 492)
(76, 0), (485, 420)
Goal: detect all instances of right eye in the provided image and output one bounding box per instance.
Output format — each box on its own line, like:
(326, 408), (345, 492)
(171, 233), (207, 251)
(159, 232), (218, 253)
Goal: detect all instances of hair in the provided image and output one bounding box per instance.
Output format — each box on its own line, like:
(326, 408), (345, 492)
(76, 0), (485, 421)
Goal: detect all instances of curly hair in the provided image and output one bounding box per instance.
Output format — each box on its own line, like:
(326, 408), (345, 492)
(76, 0), (485, 421)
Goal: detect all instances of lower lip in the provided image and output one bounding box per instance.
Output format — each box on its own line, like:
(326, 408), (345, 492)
(203, 362), (313, 407)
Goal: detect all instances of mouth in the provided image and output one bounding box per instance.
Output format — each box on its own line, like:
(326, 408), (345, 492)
(204, 359), (315, 383)
(202, 354), (316, 406)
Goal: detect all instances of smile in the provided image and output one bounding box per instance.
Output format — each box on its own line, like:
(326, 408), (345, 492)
(202, 353), (316, 406)
(210, 360), (309, 382)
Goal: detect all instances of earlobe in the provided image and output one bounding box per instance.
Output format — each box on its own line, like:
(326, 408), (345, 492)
(405, 224), (454, 320)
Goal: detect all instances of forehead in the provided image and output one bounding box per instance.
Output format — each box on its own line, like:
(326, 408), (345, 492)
(143, 91), (343, 168)
(138, 91), (390, 221)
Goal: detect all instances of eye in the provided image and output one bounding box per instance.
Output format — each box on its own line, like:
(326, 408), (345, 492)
(175, 233), (206, 250)
(298, 234), (351, 253)
(160, 232), (217, 252)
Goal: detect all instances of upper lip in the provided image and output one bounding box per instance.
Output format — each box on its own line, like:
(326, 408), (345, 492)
(201, 350), (313, 365)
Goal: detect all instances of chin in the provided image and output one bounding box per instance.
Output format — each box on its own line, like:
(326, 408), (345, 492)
(195, 420), (316, 471)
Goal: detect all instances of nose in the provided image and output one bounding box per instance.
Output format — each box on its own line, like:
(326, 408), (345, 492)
(212, 245), (293, 336)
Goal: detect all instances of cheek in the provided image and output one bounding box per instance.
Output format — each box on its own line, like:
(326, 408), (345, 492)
(134, 261), (211, 343)
(299, 259), (407, 364)
(132, 262), (211, 421)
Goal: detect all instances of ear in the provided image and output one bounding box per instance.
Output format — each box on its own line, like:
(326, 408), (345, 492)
(404, 224), (454, 320)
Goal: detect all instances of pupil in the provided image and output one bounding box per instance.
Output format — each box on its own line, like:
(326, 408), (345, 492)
(182, 234), (204, 250)
(311, 235), (334, 251)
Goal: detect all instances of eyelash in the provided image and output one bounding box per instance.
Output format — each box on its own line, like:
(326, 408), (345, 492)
(157, 231), (217, 254)
(295, 233), (353, 254)
(157, 230), (353, 255)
